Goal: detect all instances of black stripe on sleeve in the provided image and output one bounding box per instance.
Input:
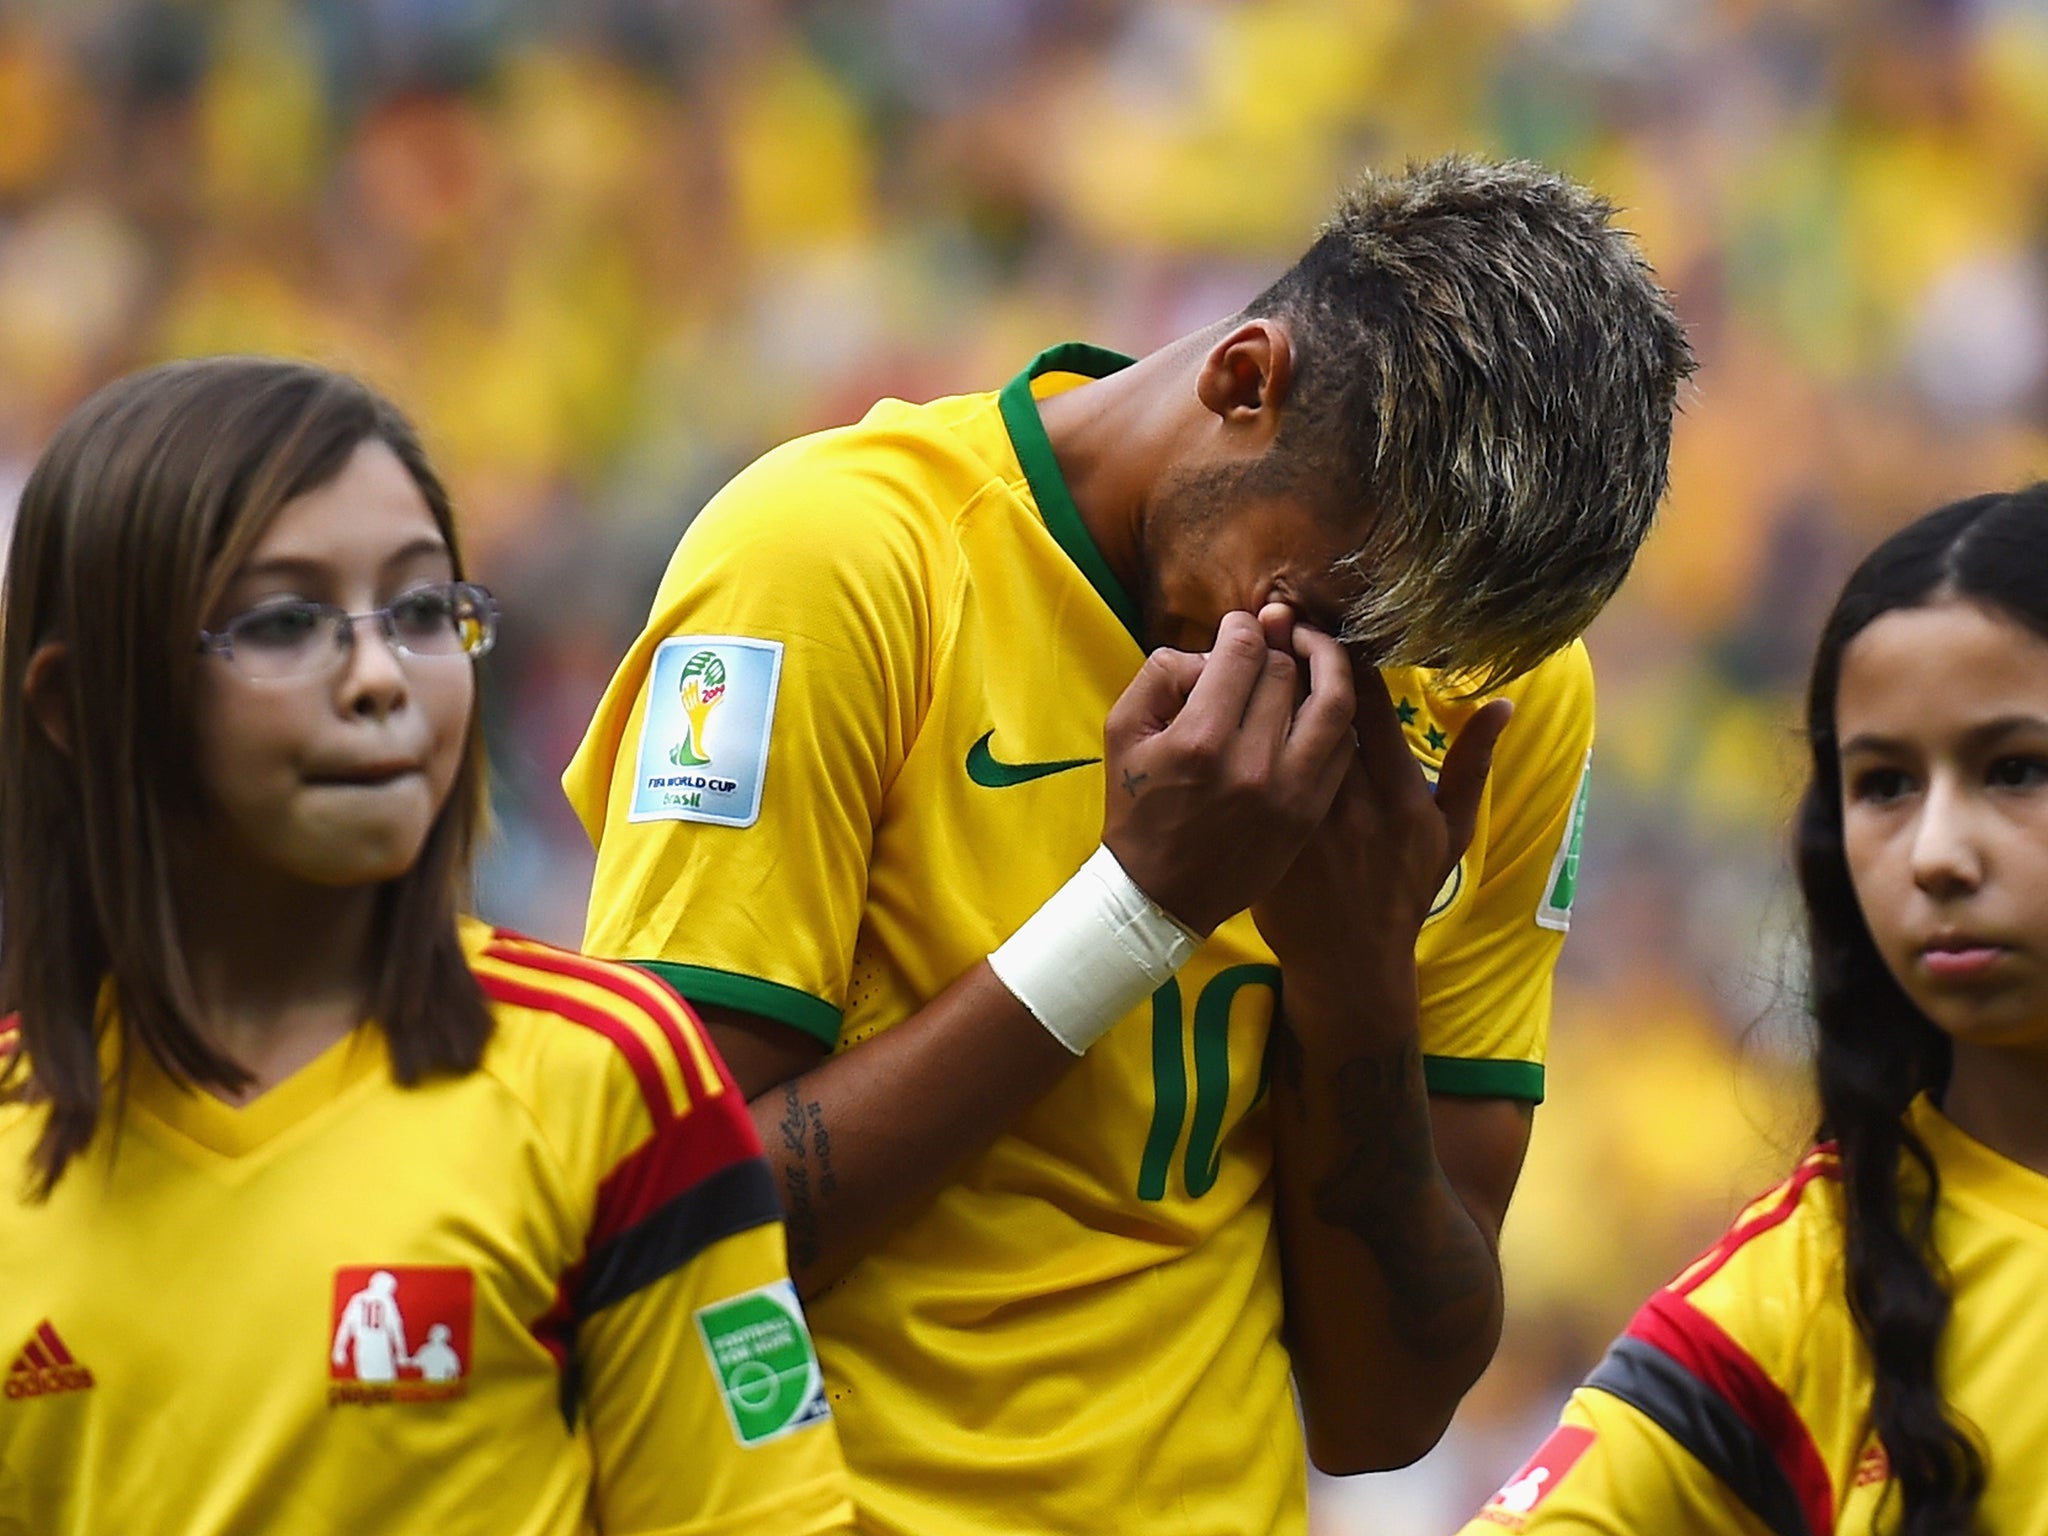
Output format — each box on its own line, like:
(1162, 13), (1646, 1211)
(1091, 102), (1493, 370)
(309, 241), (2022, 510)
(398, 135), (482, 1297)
(1584, 1336), (1815, 1536)
(557, 1338), (581, 1431)
(572, 1156), (783, 1320)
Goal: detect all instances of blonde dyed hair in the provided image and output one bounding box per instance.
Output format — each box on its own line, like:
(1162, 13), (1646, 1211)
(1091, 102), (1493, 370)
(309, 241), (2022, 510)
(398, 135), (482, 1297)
(1248, 155), (1695, 690)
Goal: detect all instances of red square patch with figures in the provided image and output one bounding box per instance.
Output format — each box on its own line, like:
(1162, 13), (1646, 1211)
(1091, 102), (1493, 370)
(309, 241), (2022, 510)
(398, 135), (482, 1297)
(328, 1266), (473, 1405)
(1479, 1424), (1596, 1527)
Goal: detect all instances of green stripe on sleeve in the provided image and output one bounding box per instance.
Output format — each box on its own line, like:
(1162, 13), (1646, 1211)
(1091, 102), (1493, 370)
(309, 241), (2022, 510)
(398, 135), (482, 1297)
(629, 961), (842, 1047)
(1423, 1056), (1546, 1104)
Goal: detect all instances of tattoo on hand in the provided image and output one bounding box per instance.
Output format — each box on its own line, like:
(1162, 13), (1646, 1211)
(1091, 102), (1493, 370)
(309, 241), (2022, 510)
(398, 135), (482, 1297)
(1304, 1040), (1494, 1356)
(1122, 768), (1149, 798)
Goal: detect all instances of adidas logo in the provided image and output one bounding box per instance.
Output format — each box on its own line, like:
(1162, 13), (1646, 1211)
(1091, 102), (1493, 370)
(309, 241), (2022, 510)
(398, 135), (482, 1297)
(5, 1321), (94, 1399)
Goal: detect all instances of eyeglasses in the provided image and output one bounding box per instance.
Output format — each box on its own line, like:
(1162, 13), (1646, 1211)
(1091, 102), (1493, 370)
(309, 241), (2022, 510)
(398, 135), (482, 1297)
(198, 581), (499, 682)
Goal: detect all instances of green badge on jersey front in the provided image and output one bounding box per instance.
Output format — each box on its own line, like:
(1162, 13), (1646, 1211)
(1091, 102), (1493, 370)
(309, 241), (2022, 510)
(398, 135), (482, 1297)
(694, 1280), (832, 1446)
(1536, 751), (1592, 932)
(630, 636), (783, 827)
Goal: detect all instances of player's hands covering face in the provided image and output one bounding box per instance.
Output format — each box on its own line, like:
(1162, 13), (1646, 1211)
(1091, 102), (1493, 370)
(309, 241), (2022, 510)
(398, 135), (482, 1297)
(1100, 608), (1358, 937)
(1100, 605), (1510, 984)
(1248, 612), (1512, 1013)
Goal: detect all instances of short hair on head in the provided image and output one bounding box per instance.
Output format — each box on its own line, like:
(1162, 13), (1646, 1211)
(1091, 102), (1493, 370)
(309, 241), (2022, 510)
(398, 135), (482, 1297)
(1244, 153), (1695, 688)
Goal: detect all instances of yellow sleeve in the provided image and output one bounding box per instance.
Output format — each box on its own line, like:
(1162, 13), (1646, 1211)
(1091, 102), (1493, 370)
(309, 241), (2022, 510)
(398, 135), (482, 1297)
(1470, 1172), (1846, 1536)
(467, 933), (853, 1533)
(1416, 642), (1595, 1101)
(556, 987), (854, 1535)
(578, 1226), (854, 1536)
(1456, 1389), (1773, 1535)
(563, 436), (942, 1045)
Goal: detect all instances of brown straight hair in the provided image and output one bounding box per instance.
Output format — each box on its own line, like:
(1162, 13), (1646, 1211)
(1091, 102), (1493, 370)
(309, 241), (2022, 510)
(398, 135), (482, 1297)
(0, 357), (493, 1195)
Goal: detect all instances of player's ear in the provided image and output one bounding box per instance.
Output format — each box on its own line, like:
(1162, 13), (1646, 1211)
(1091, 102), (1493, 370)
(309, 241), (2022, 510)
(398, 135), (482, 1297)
(1195, 320), (1295, 436)
(22, 642), (73, 756)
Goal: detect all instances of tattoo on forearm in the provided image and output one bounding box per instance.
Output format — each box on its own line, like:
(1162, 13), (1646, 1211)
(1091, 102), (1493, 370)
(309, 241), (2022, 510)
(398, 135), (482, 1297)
(808, 1098), (838, 1199)
(1304, 1040), (1495, 1356)
(1122, 768), (1149, 797)
(777, 1083), (822, 1272)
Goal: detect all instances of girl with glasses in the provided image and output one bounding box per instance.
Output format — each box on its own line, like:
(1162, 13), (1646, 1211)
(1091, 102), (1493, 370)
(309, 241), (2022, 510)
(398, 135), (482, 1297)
(1461, 487), (2048, 1535)
(0, 357), (851, 1535)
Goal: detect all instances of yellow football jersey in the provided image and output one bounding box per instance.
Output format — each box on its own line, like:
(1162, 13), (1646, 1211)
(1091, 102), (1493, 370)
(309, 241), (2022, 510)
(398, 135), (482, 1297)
(0, 920), (852, 1536)
(1460, 1097), (2048, 1535)
(566, 344), (1596, 1536)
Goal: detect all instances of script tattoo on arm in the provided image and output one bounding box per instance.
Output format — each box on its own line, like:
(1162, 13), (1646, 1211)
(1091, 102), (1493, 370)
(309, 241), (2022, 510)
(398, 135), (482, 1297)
(777, 1083), (822, 1272)
(1309, 1039), (1495, 1358)
(808, 1097), (838, 1201)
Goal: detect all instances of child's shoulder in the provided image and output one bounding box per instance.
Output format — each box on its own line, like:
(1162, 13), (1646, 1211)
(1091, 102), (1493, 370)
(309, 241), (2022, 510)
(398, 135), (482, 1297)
(1574, 1149), (1865, 1528)
(462, 921), (733, 1133)
(1672, 1145), (1846, 1311)
(1615, 1145), (1849, 1390)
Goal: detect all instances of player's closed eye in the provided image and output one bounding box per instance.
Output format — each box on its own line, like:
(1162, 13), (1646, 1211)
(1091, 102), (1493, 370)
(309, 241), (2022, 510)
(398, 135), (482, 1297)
(199, 581), (499, 682)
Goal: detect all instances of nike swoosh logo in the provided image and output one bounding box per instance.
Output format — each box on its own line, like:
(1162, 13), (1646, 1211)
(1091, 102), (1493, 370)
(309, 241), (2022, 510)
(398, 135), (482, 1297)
(965, 731), (1100, 788)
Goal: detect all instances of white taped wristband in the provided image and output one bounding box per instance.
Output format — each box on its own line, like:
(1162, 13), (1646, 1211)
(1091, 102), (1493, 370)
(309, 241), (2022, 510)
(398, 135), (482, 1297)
(987, 845), (1201, 1054)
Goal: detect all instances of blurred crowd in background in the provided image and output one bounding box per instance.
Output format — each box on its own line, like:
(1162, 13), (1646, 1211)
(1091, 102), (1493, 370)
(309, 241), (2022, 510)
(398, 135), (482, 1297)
(5, 0), (2048, 1527)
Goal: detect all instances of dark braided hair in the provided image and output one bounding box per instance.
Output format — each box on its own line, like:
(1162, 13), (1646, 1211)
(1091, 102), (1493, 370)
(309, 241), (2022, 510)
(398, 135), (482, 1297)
(1793, 487), (2048, 1532)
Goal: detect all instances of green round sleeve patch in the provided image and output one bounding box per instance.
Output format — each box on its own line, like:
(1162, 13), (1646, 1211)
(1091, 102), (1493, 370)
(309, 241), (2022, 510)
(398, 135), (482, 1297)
(693, 1280), (832, 1446)
(1537, 751), (1592, 933)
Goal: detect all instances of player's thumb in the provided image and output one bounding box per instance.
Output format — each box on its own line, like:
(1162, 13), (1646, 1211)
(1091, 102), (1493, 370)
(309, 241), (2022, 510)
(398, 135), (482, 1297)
(1433, 699), (1513, 861)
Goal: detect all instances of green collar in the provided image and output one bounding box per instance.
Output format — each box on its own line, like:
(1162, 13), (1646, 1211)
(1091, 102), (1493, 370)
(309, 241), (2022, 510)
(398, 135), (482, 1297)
(997, 342), (1143, 644)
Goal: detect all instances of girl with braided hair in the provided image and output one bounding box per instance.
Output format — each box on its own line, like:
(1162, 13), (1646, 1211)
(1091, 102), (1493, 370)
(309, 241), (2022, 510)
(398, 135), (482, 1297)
(1463, 486), (2048, 1536)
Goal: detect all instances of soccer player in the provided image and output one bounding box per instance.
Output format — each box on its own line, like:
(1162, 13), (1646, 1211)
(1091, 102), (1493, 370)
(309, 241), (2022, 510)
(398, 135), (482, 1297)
(1460, 487), (2048, 1534)
(0, 359), (852, 1536)
(566, 156), (1693, 1535)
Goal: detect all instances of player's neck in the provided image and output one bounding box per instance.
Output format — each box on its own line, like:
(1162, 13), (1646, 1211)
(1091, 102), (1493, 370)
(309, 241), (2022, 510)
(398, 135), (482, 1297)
(170, 858), (383, 1103)
(1036, 330), (1217, 604)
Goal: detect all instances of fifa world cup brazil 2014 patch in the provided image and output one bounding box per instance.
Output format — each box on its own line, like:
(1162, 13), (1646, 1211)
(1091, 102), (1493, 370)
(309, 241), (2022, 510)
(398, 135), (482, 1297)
(630, 636), (784, 828)
(1536, 751), (1592, 933)
(694, 1280), (832, 1447)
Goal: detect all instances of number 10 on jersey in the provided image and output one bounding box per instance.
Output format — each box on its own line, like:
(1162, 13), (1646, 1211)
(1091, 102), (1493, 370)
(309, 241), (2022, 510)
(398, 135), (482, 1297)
(1136, 965), (1281, 1202)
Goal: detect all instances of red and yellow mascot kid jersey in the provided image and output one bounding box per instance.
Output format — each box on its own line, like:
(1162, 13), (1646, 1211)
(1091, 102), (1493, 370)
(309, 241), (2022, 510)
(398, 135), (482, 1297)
(1462, 1097), (2048, 1535)
(0, 920), (852, 1536)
